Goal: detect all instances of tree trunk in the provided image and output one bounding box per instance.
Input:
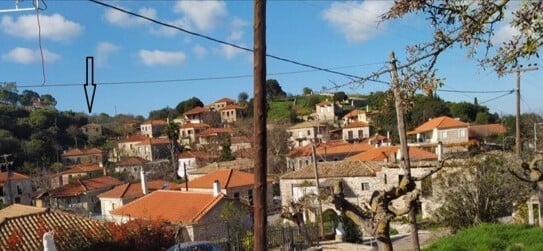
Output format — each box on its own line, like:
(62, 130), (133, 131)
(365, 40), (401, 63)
(389, 51), (420, 250)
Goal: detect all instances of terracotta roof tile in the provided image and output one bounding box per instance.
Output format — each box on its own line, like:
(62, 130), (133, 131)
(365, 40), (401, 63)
(287, 141), (374, 158)
(141, 119), (168, 125)
(183, 106), (210, 115)
(199, 128), (234, 137)
(180, 122), (210, 129)
(343, 109), (361, 119)
(219, 104), (244, 111)
(97, 179), (174, 199)
(213, 98), (235, 104)
(468, 123), (506, 138)
(189, 158), (254, 175)
(184, 169), (271, 189)
(178, 151), (215, 159)
(288, 121), (328, 130)
(54, 163), (104, 177)
(410, 116), (468, 134)
(118, 134), (149, 143)
(136, 137), (171, 145)
(0, 207), (111, 250)
(0, 172), (31, 184)
(50, 176), (122, 198)
(62, 147), (104, 157)
(281, 161), (377, 179)
(343, 121), (370, 129)
(346, 146), (437, 162)
(110, 190), (226, 223)
(115, 157), (149, 167)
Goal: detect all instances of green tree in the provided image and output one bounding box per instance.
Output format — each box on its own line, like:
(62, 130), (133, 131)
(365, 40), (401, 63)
(302, 87), (313, 95)
(218, 135), (235, 162)
(433, 153), (532, 232)
(163, 121), (180, 179)
(18, 90), (40, 106)
(29, 108), (56, 130)
(148, 107), (176, 120)
(266, 79), (287, 100)
(333, 91), (348, 102)
(0, 82), (18, 105)
(175, 97), (204, 115)
(238, 92), (249, 106)
(40, 94), (57, 107)
(220, 201), (249, 244)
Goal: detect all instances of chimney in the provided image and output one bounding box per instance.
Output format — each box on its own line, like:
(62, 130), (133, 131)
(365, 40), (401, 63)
(99, 162), (106, 175)
(140, 168), (148, 195)
(396, 148), (402, 163)
(366, 104), (369, 112)
(213, 180), (221, 197)
(436, 141), (443, 161)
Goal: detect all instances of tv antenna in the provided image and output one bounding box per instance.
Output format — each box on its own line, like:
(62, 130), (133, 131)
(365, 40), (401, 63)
(0, 0), (41, 13)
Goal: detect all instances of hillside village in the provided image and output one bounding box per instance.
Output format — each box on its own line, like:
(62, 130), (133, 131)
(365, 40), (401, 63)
(1, 81), (535, 250)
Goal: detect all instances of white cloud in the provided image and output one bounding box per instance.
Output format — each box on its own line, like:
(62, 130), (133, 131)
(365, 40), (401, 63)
(150, 18), (190, 37)
(192, 44), (208, 58)
(220, 44), (246, 59)
(138, 49), (186, 66)
(173, 0), (227, 31)
(2, 47), (60, 64)
(322, 1), (393, 42)
(105, 6), (157, 27)
(96, 42), (120, 67)
(493, 25), (520, 45)
(228, 17), (248, 41)
(1, 14), (82, 41)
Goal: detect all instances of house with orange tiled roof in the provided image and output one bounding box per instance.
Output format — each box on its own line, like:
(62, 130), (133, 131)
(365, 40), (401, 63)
(182, 169), (274, 208)
(468, 123), (507, 147)
(115, 134), (149, 159)
(346, 146), (438, 163)
(48, 176), (122, 216)
(110, 190), (250, 242)
(219, 104), (246, 123)
(50, 163), (106, 189)
(98, 174), (176, 221)
(177, 151), (217, 179)
(61, 147), (106, 167)
(342, 107), (377, 125)
(314, 99), (342, 122)
(179, 122), (210, 145)
(198, 127), (234, 145)
(114, 156), (149, 180)
(0, 204), (112, 250)
(342, 121), (370, 142)
(182, 106), (221, 126)
(140, 119), (168, 138)
(0, 171), (33, 205)
(187, 158), (254, 180)
(280, 160), (379, 220)
(408, 116), (471, 153)
(81, 123), (103, 138)
(209, 97), (236, 111)
(287, 121), (329, 147)
(286, 141), (374, 171)
(134, 137), (171, 161)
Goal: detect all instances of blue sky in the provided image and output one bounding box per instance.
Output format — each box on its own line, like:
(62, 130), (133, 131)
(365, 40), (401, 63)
(1, 0), (542, 117)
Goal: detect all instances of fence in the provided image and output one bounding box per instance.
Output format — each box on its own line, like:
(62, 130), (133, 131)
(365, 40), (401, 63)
(210, 221), (336, 251)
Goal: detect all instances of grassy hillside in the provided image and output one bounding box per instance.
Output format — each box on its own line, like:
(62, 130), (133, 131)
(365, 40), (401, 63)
(267, 95), (328, 121)
(424, 223), (543, 251)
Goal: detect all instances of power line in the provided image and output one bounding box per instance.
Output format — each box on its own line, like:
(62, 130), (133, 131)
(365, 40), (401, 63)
(479, 90), (514, 104)
(438, 89), (513, 94)
(88, 0), (388, 85)
(15, 64), (384, 88)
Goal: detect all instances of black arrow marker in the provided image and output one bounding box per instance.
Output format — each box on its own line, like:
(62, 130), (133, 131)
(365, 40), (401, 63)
(84, 56), (97, 113)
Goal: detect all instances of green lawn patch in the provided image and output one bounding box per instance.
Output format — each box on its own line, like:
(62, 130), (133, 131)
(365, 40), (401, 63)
(424, 223), (543, 251)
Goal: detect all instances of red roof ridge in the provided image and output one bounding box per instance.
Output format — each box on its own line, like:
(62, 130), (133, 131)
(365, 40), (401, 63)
(191, 193), (225, 223)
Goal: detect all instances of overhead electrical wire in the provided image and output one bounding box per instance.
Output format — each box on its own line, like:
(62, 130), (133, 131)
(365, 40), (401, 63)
(438, 89), (514, 94)
(87, 0), (389, 85)
(15, 64), (382, 88)
(479, 90), (514, 104)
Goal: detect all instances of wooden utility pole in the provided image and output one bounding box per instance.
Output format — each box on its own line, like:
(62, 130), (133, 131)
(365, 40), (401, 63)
(311, 144), (324, 240)
(253, 0), (267, 250)
(389, 52), (420, 251)
(503, 65), (538, 157)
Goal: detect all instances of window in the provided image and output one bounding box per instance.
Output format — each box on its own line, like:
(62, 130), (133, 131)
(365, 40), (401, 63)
(307, 130), (311, 136)
(248, 189), (253, 205)
(358, 130), (364, 139)
(234, 192), (240, 200)
(14, 197), (20, 203)
(0, 186), (3, 196)
(384, 174), (388, 185)
(16, 185), (22, 195)
(361, 182), (370, 191)
(441, 131), (448, 139)
(459, 129), (466, 137)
